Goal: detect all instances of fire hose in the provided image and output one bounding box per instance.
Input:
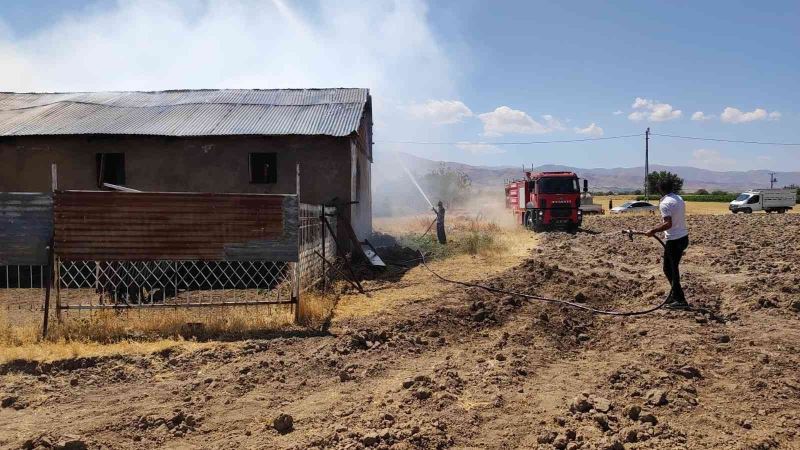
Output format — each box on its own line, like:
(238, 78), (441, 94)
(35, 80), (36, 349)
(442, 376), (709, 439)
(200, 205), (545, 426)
(414, 229), (680, 317)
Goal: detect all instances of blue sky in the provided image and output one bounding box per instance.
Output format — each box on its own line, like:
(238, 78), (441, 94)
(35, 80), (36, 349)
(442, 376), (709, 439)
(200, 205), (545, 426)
(1, 0), (798, 170)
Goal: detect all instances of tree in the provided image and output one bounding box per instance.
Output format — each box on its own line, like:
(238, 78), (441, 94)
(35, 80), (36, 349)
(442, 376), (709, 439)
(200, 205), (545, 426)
(647, 171), (684, 195)
(694, 188), (709, 195)
(420, 163), (472, 208)
(711, 190), (728, 196)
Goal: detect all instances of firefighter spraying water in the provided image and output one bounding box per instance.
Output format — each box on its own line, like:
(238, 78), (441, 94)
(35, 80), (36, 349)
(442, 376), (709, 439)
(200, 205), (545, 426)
(395, 152), (448, 245)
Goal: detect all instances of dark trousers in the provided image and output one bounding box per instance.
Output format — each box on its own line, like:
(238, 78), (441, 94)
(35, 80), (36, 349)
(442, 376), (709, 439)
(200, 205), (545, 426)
(436, 222), (447, 244)
(663, 235), (689, 302)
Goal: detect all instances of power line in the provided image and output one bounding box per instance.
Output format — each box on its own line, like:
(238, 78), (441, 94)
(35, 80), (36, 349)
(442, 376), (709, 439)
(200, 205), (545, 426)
(650, 133), (800, 146)
(375, 132), (800, 147)
(374, 134), (644, 145)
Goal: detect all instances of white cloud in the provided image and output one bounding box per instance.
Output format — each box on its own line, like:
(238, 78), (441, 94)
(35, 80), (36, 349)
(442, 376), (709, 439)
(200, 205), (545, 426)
(455, 142), (505, 155)
(612, 110), (624, 116)
(689, 149), (737, 170)
(541, 114), (566, 131)
(0, 0), (456, 142)
(477, 106), (565, 136)
(627, 111), (648, 121)
(574, 122), (604, 137)
(720, 107), (781, 124)
(631, 97), (653, 109)
(628, 97), (682, 122)
(408, 100), (472, 124)
(691, 111), (714, 121)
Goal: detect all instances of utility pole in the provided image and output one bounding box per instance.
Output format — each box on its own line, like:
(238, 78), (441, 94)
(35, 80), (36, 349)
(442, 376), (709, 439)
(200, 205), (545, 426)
(769, 172), (777, 189)
(644, 128), (650, 199)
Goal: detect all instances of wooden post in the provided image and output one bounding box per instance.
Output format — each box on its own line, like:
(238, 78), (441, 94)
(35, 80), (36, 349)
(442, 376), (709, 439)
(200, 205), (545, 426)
(42, 239), (53, 339)
(49, 163), (62, 323)
(51, 163), (58, 193)
(320, 204), (326, 292)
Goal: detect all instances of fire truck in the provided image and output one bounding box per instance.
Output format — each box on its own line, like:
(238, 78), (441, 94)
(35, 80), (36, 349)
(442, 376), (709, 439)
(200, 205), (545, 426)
(504, 171), (586, 231)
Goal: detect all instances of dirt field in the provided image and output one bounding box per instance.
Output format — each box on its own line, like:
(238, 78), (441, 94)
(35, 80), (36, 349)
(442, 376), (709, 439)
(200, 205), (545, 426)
(2, 214), (799, 450)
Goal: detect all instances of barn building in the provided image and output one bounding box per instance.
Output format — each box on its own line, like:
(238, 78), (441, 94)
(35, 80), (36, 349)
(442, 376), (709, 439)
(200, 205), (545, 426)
(0, 88), (373, 238)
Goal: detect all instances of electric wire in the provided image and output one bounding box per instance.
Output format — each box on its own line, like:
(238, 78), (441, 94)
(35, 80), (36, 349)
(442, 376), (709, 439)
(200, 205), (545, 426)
(375, 132), (800, 147)
(650, 133), (800, 146)
(375, 134), (644, 145)
(415, 233), (680, 316)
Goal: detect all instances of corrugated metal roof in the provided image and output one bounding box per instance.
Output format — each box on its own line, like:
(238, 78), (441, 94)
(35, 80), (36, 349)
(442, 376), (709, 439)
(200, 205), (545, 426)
(0, 88), (369, 137)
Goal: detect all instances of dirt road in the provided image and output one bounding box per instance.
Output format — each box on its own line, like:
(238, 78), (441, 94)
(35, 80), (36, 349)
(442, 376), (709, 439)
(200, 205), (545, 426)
(2, 214), (799, 449)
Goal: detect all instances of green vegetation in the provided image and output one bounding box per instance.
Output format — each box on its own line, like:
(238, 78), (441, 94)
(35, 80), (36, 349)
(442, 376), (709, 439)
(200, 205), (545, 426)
(397, 217), (505, 260)
(646, 170), (684, 196)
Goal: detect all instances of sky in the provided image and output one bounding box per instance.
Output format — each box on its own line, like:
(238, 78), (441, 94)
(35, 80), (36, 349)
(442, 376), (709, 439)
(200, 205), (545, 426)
(1, 0), (798, 171)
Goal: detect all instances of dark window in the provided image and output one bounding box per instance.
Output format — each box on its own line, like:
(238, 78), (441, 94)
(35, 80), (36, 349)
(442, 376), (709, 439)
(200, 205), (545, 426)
(95, 153), (125, 188)
(538, 177), (579, 194)
(748, 195), (760, 204)
(249, 153), (277, 184)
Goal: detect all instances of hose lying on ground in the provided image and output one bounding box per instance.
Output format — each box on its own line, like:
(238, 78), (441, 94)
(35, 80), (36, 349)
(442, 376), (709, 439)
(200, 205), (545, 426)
(415, 230), (677, 317)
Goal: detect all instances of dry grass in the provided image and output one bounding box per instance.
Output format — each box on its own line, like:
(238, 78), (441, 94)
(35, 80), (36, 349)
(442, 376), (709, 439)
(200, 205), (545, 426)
(296, 290), (338, 329)
(0, 290), (343, 363)
(0, 303), (304, 363)
(336, 216), (535, 319)
(48, 306), (295, 342)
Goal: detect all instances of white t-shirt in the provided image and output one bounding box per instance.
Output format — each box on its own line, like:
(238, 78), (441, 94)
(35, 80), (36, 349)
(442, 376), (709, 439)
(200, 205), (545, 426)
(659, 193), (688, 241)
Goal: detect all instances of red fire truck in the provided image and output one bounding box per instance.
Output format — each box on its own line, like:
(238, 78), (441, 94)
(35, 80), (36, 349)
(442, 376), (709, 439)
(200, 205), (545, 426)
(504, 171), (586, 231)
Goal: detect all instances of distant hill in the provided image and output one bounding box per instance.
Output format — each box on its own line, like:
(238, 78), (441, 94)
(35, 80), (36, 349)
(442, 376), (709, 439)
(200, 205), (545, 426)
(375, 152), (800, 193)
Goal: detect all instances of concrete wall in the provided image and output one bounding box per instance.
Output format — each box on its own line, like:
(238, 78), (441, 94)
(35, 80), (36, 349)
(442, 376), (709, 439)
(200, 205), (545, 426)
(350, 139), (373, 238)
(0, 134), (373, 238)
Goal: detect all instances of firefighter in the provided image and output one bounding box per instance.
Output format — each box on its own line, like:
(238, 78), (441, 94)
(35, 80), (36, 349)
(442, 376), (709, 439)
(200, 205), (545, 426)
(434, 201), (447, 244)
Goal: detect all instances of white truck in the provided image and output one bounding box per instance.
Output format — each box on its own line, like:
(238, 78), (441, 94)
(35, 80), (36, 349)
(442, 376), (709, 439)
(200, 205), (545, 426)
(729, 189), (796, 214)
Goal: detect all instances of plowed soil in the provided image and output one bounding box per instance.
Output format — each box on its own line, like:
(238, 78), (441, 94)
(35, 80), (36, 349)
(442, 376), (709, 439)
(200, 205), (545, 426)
(2, 214), (799, 450)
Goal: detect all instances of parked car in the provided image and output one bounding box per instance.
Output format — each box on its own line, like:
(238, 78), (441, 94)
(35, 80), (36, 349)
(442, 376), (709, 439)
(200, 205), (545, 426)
(729, 189), (795, 214)
(610, 201), (658, 214)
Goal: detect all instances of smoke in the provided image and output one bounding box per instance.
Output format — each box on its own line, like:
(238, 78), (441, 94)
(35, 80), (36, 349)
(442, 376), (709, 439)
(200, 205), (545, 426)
(1, 0), (476, 220)
(0, 0), (458, 141)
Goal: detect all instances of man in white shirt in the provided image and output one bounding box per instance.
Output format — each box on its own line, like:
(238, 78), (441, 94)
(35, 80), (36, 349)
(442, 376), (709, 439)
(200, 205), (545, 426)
(646, 178), (690, 309)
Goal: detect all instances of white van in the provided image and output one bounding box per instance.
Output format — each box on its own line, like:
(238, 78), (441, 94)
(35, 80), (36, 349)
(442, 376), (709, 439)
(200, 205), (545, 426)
(729, 189), (795, 214)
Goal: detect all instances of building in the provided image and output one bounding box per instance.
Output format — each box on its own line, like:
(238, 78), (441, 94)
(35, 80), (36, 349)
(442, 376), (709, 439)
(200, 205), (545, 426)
(0, 88), (373, 238)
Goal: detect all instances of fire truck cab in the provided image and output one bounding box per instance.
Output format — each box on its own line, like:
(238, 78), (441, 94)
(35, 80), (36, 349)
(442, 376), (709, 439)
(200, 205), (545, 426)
(505, 171), (584, 232)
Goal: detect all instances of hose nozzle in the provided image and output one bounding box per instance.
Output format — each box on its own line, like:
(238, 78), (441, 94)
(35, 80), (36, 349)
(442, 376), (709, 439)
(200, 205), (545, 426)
(622, 229), (644, 241)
